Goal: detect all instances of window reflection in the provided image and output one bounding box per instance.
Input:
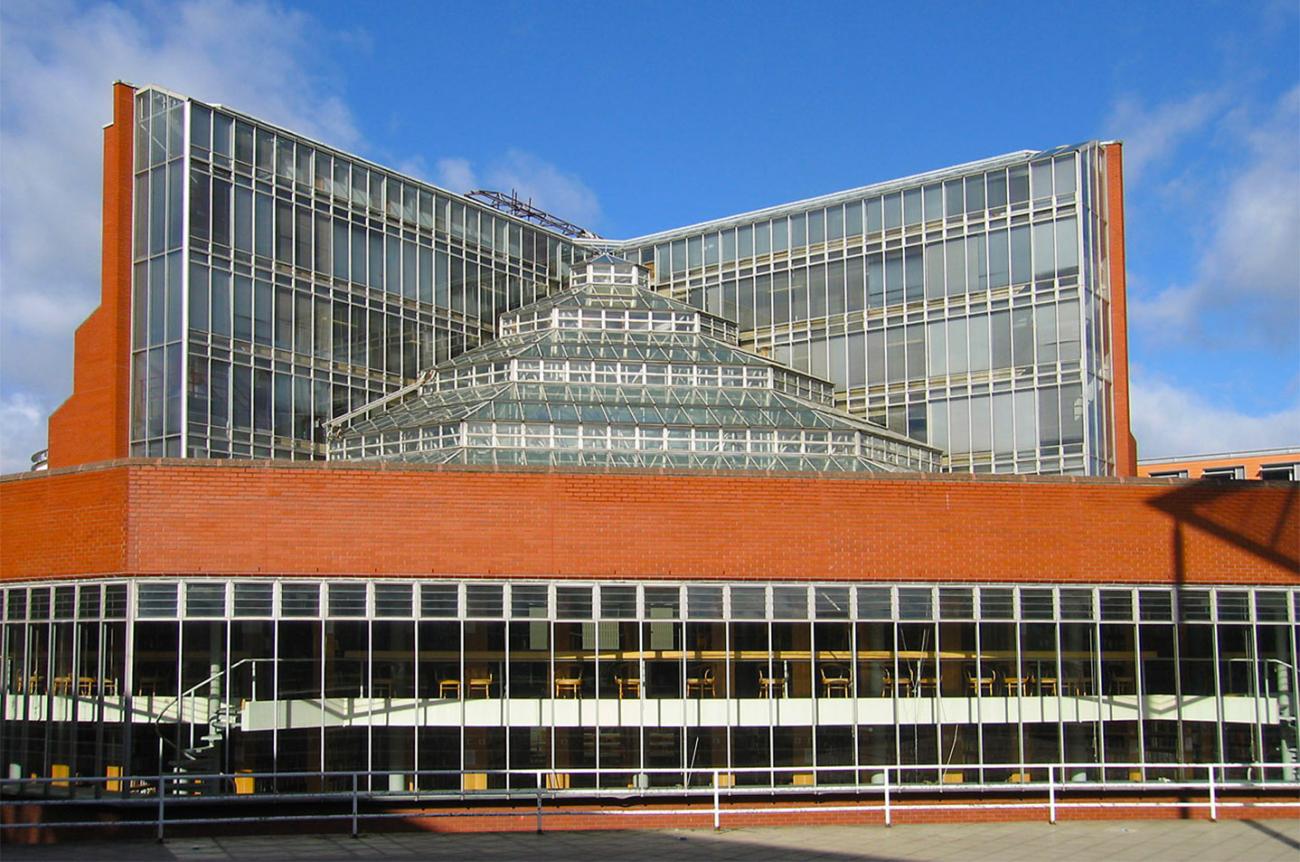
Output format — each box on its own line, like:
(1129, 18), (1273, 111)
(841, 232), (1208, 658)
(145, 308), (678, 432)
(642, 619), (681, 698)
(3, 580), (1296, 791)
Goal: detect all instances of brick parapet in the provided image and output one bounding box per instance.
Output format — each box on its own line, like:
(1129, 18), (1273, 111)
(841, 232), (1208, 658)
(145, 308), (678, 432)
(1, 460), (1295, 586)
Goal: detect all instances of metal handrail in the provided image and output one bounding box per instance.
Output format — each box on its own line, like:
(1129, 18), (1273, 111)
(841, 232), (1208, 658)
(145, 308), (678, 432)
(1, 762), (1298, 840)
(149, 657), (274, 769)
(5, 761), (1297, 796)
(149, 658), (267, 728)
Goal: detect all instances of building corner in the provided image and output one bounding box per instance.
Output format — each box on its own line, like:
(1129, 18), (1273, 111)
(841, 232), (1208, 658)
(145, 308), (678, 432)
(46, 82), (135, 469)
(1104, 142), (1137, 476)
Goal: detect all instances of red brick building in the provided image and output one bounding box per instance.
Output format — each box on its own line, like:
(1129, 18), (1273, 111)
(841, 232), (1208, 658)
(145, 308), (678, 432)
(2, 83), (1296, 836)
(1139, 448), (1300, 482)
(1, 458), (1297, 833)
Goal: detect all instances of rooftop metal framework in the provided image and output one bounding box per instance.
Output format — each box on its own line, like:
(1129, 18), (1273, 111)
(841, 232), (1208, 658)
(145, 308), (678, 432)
(467, 188), (600, 239)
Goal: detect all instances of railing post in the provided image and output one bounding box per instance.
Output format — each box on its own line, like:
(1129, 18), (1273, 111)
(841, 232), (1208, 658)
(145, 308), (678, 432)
(713, 769), (720, 830)
(351, 772), (359, 838)
(156, 774), (165, 843)
(536, 772), (544, 834)
(1047, 766), (1056, 825)
(1208, 764), (1217, 822)
(883, 768), (891, 827)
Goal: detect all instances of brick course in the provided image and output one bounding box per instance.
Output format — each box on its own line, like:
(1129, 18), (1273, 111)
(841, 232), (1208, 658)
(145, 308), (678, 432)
(2, 460), (1295, 584)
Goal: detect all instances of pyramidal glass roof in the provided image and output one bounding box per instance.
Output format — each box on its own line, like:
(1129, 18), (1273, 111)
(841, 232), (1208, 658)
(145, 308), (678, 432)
(326, 256), (941, 473)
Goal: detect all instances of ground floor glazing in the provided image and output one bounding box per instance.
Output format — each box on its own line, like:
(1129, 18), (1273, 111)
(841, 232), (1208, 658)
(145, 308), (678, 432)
(2, 579), (1296, 791)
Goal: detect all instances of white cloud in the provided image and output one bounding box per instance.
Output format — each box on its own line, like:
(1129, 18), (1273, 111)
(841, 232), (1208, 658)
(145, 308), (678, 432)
(0, 0), (361, 461)
(434, 157), (478, 194)
(0, 392), (47, 475)
(1106, 90), (1227, 185)
(435, 150), (602, 230)
(1120, 85), (1300, 349)
(0, 1), (607, 469)
(483, 150), (602, 229)
(1131, 371), (1300, 460)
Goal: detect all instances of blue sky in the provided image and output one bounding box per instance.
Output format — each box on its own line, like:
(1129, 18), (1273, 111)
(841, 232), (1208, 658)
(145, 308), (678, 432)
(1, 0), (1297, 471)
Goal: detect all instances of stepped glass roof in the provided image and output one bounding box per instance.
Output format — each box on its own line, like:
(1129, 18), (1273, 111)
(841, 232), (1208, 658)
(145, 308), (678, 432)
(326, 256), (940, 472)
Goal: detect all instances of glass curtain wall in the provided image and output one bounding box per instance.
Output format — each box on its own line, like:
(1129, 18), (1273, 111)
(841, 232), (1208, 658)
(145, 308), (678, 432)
(126, 85), (1121, 477)
(3, 580), (1296, 791)
(616, 144), (1113, 476)
(129, 88), (582, 461)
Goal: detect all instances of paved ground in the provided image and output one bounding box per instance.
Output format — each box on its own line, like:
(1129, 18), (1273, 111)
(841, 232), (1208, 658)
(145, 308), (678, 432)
(5, 819), (1300, 861)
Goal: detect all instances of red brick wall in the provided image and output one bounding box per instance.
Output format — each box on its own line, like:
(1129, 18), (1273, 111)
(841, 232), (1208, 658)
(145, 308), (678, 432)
(1104, 142), (1138, 477)
(0, 464), (128, 578)
(2, 461), (1295, 585)
(46, 83), (135, 470)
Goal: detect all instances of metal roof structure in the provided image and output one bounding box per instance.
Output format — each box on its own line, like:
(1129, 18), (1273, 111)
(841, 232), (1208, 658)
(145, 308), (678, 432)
(326, 256), (941, 472)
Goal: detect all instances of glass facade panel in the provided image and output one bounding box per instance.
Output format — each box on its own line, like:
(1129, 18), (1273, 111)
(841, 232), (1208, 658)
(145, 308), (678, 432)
(12, 578), (1289, 791)
(615, 146), (1112, 475)
(128, 89), (1121, 477)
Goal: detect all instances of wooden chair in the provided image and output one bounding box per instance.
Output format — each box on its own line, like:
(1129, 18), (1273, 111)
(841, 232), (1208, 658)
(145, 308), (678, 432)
(881, 667), (912, 697)
(686, 665), (716, 697)
(1108, 673), (1135, 695)
(1003, 673), (1030, 695)
(438, 678), (461, 698)
(1063, 676), (1090, 696)
(758, 669), (786, 697)
(966, 666), (995, 696)
(614, 666), (641, 699)
(1061, 663), (1090, 696)
(467, 670), (494, 698)
(916, 673), (939, 696)
(554, 667), (583, 698)
(819, 665), (851, 698)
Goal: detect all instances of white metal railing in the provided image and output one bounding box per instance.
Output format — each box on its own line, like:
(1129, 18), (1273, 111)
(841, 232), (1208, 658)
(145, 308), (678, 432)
(2, 762), (1297, 841)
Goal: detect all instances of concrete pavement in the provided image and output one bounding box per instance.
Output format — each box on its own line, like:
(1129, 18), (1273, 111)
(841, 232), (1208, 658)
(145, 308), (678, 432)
(4, 818), (1300, 861)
